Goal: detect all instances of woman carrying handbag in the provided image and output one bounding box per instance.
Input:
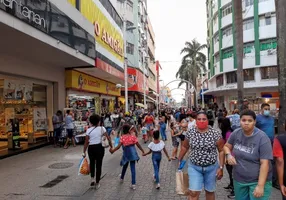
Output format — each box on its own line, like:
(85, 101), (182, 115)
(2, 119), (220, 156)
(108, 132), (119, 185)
(82, 114), (113, 189)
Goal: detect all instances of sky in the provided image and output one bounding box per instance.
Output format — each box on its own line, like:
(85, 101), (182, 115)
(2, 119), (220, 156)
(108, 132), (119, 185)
(148, 0), (207, 102)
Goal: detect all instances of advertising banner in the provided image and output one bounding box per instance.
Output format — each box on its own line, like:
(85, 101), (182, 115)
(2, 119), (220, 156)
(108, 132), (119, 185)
(127, 68), (149, 94)
(65, 70), (121, 96)
(3, 80), (33, 100)
(33, 108), (47, 131)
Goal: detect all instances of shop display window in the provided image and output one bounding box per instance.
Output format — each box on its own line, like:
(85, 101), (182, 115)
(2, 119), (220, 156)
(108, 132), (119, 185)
(0, 80), (48, 145)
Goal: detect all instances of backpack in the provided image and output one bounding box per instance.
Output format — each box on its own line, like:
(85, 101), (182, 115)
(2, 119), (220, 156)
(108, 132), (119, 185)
(207, 110), (213, 120)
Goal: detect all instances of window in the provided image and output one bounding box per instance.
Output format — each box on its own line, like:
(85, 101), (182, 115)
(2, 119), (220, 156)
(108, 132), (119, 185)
(243, 18), (254, 30)
(127, 0), (133, 11)
(222, 26), (232, 37)
(126, 20), (134, 32)
(214, 54), (220, 63)
(226, 71), (237, 84)
(244, 69), (255, 81)
(216, 74), (224, 87)
(265, 17), (272, 25)
(126, 42), (134, 55)
(213, 14), (218, 25)
(223, 49), (233, 59)
(245, 0), (254, 7)
(260, 66), (278, 79)
(214, 34), (219, 44)
(99, 0), (123, 28)
(244, 43), (254, 54)
(222, 4), (232, 17)
(260, 40), (277, 51)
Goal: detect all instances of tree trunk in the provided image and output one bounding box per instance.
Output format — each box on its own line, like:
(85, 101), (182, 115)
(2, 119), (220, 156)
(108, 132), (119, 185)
(275, 0), (286, 133)
(233, 0), (244, 112)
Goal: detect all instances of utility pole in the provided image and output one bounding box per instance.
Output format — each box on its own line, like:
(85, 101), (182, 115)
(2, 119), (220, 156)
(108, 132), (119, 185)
(275, 0), (286, 133)
(233, 0), (244, 112)
(123, 0), (128, 112)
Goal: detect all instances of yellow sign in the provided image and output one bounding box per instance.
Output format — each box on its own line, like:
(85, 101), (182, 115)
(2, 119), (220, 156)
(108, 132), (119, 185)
(65, 70), (121, 96)
(68, 0), (124, 63)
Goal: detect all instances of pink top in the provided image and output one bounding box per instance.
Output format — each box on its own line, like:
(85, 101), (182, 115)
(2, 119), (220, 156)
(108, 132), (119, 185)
(225, 130), (232, 141)
(120, 134), (138, 146)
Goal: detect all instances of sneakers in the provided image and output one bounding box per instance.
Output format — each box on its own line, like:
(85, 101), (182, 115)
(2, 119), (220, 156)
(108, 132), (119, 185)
(156, 183), (160, 189)
(130, 184), (136, 190)
(120, 178), (124, 183)
(95, 183), (101, 190)
(90, 181), (95, 187)
(227, 191), (235, 199)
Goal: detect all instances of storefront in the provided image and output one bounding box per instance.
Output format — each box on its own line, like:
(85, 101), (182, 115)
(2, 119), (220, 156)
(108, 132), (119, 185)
(65, 70), (120, 117)
(0, 73), (55, 156)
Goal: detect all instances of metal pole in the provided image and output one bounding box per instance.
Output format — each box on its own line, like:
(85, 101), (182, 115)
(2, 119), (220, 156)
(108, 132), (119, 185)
(201, 73), (205, 109)
(143, 50), (147, 109)
(123, 0), (128, 112)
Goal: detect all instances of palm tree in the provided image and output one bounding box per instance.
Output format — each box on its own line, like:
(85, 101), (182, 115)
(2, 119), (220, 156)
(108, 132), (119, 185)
(233, 0), (244, 112)
(176, 39), (207, 107)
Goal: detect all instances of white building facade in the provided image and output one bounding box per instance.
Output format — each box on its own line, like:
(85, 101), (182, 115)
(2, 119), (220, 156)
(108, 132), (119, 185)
(205, 0), (278, 113)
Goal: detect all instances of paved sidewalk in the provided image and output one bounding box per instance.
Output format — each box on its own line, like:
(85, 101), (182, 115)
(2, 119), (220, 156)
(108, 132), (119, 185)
(0, 135), (282, 200)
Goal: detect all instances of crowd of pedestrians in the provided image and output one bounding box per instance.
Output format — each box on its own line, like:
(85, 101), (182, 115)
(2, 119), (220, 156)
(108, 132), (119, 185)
(53, 102), (286, 200)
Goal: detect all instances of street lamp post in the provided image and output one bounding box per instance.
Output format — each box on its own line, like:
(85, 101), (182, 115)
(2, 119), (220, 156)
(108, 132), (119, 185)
(123, 0), (128, 112)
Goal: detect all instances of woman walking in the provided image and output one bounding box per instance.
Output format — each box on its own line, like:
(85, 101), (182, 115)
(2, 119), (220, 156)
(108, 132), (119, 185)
(82, 114), (113, 189)
(221, 118), (235, 198)
(170, 123), (180, 160)
(103, 113), (113, 136)
(224, 109), (273, 199)
(178, 111), (225, 200)
(143, 112), (155, 142)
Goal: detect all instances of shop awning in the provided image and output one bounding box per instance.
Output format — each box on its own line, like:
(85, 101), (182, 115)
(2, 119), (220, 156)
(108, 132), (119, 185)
(146, 96), (157, 104)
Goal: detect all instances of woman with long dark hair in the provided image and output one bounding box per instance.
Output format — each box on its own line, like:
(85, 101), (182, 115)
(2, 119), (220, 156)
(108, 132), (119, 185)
(221, 118), (235, 198)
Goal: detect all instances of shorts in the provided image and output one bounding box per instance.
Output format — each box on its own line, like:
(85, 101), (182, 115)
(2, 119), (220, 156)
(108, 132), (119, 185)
(234, 180), (272, 200)
(66, 129), (74, 138)
(178, 134), (185, 141)
(146, 124), (154, 131)
(172, 137), (179, 147)
(106, 127), (113, 136)
(188, 161), (218, 192)
(54, 128), (61, 138)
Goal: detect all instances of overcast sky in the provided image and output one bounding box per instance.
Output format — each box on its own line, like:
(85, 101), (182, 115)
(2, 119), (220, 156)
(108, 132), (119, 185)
(148, 0), (207, 102)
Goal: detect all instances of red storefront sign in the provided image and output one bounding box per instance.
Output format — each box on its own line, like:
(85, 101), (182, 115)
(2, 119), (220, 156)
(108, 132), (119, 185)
(127, 67), (149, 93)
(96, 58), (124, 80)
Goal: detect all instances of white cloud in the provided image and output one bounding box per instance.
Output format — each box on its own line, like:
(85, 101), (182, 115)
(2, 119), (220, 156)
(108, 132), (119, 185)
(148, 0), (207, 101)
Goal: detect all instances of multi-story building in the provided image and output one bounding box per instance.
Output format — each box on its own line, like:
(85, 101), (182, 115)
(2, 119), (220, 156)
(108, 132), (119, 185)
(112, 0), (156, 110)
(0, 0), (130, 156)
(205, 0), (278, 113)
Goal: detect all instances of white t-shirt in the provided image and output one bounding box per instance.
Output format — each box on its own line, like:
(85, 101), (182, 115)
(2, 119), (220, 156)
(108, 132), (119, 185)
(86, 126), (106, 145)
(188, 120), (196, 130)
(148, 140), (165, 152)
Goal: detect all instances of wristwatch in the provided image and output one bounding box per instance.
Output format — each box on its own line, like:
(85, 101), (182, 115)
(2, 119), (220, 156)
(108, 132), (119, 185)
(225, 153), (231, 159)
(219, 166), (223, 170)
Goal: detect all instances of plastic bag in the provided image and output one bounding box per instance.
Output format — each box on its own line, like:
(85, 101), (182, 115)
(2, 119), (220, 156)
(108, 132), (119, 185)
(78, 158), (89, 176)
(176, 171), (189, 195)
(114, 137), (120, 147)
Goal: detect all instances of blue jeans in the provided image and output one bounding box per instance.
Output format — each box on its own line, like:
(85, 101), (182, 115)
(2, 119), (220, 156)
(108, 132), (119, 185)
(160, 129), (166, 140)
(106, 127), (112, 136)
(152, 152), (162, 183)
(121, 161), (136, 185)
(188, 161), (218, 192)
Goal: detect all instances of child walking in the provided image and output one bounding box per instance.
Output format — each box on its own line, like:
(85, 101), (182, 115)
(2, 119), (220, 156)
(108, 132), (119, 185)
(170, 122), (180, 160)
(110, 124), (145, 190)
(143, 130), (171, 189)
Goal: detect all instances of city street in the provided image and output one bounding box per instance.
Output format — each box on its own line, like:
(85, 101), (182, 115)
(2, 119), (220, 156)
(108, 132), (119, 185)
(0, 137), (282, 200)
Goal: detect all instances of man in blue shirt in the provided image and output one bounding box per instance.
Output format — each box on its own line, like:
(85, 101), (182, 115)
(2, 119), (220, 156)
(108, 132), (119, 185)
(256, 103), (275, 143)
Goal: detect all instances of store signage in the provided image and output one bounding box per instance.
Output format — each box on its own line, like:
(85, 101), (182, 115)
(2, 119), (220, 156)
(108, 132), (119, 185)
(65, 70), (121, 96)
(0, 0), (46, 28)
(127, 68), (149, 94)
(68, 0), (124, 63)
(0, 0), (95, 59)
(94, 21), (123, 57)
